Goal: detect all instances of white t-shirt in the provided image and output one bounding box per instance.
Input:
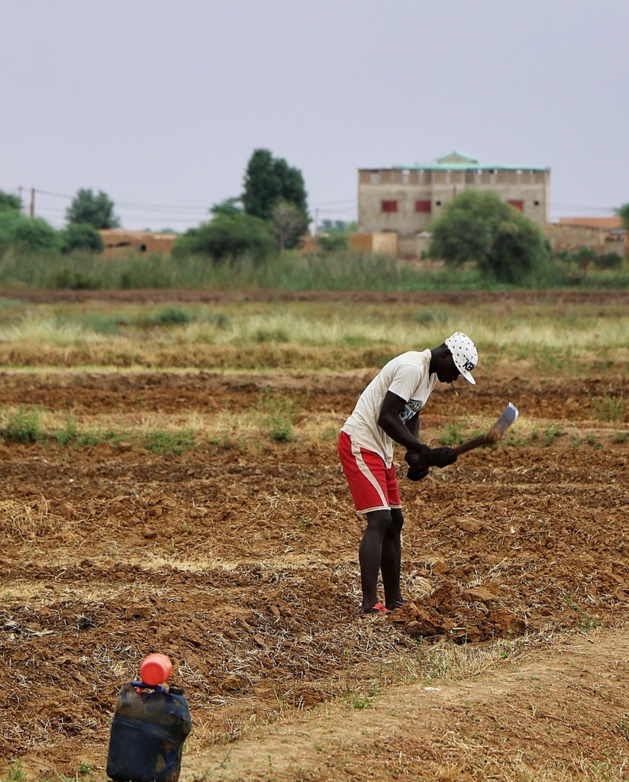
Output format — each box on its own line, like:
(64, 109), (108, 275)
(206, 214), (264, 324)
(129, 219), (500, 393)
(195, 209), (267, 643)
(341, 350), (437, 467)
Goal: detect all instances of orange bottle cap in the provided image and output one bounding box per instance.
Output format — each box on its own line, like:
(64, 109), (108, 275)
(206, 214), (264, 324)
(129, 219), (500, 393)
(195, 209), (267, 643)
(140, 653), (173, 686)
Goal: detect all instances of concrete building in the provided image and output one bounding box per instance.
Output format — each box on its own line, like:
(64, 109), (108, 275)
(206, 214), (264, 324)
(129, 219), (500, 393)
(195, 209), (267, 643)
(358, 152), (550, 257)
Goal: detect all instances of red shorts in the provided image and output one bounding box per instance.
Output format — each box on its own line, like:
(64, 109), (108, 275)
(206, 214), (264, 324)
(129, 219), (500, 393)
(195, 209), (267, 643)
(338, 431), (401, 514)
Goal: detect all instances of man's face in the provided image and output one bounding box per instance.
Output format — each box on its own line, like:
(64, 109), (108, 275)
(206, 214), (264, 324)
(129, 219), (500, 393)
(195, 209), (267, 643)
(436, 352), (460, 384)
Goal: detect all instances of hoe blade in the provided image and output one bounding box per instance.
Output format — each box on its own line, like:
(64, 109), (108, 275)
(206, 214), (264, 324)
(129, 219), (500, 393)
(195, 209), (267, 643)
(486, 402), (519, 442)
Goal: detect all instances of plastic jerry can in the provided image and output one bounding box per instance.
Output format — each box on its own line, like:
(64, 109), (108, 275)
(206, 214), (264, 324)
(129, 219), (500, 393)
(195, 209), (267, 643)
(106, 682), (192, 782)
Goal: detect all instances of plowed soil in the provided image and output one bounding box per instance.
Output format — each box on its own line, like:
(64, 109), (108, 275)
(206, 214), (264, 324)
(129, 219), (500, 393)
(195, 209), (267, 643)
(0, 290), (628, 781)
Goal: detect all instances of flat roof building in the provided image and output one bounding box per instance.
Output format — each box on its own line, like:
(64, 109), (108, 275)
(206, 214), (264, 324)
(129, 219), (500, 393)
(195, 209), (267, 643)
(357, 152), (550, 241)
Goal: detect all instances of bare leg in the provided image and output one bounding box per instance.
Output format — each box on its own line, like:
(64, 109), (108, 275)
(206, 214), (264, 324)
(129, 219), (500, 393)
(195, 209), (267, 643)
(358, 510), (391, 612)
(381, 507), (404, 610)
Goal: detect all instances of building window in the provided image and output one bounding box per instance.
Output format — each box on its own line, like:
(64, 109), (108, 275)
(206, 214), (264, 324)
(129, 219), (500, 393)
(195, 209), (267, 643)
(415, 200), (431, 213)
(507, 199), (524, 211)
(381, 200), (398, 213)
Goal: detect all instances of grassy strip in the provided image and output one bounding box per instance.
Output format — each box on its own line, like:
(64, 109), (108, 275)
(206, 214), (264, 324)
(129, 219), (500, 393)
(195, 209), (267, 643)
(1, 405), (625, 453)
(1, 248), (629, 291)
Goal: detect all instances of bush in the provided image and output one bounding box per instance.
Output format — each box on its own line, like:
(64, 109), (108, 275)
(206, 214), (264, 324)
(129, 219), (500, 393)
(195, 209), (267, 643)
(574, 246), (598, 267)
(0, 190), (22, 213)
(594, 252), (622, 270)
(173, 213), (275, 263)
(316, 233), (349, 253)
(59, 223), (104, 254)
(52, 268), (101, 290)
(427, 191), (551, 285)
(551, 248), (625, 279)
(4, 406), (41, 443)
(139, 307), (193, 327)
(0, 211), (59, 255)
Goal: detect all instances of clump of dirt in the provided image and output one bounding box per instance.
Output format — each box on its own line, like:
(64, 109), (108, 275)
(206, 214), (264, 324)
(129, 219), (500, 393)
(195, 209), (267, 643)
(391, 586), (527, 643)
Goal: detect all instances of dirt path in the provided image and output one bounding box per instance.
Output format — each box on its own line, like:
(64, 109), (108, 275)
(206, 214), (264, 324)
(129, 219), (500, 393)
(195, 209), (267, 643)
(184, 626), (629, 781)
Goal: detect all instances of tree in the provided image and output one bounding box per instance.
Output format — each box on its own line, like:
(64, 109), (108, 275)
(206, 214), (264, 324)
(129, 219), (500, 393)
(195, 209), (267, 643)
(271, 200), (309, 252)
(426, 191), (550, 284)
(66, 188), (120, 229)
(242, 149), (308, 225)
(0, 211), (59, 254)
(210, 198), (243, 217)
(0, 190), (22, 213)
(59, 223), (104, 254)
(172, 212), (275, 263)
(616, 203), (629, 230)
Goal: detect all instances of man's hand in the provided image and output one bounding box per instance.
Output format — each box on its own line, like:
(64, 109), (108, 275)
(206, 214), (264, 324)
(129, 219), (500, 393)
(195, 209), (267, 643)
(407, 463), (430, 481)
(429, 447), (458, 468)
(405, 451), (430, 482)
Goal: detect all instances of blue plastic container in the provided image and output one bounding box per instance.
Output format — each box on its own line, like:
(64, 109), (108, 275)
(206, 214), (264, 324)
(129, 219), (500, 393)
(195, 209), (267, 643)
(106, 682), (192, 782)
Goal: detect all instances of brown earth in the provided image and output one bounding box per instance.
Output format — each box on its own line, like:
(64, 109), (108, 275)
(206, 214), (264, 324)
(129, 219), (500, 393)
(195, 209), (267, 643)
(0, 290), (628, 780)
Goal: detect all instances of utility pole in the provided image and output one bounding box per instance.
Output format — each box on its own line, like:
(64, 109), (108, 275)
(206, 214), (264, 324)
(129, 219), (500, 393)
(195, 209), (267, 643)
(29, 188), (35, 217)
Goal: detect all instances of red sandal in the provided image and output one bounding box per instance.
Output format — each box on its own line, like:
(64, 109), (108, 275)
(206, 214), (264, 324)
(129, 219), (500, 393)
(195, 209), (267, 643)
(360, 603), (392, 615)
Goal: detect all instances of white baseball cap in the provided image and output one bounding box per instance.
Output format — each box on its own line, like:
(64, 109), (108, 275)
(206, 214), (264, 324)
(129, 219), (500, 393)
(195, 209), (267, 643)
(445, 332), (478, 384)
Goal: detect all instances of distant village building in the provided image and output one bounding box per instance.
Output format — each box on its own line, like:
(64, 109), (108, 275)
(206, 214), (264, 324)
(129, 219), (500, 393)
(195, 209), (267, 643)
(557, 216), (622, 230)
(99, 230), (177, 258)
(357, 152), (550, 258)
(543, 216), (627, 257)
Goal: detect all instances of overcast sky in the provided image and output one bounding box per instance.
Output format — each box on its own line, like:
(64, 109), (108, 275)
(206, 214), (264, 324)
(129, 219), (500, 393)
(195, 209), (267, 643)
(2, 0), (627, 232)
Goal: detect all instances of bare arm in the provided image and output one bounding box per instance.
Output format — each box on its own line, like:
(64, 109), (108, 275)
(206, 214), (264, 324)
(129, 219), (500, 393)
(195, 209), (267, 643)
(406, 408), (419, 439)
(377, 390), (457, 468)
(377, 391), (429, 456)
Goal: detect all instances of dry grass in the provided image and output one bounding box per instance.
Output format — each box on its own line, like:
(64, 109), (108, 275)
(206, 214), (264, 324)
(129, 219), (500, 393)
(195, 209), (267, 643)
(0, 297), (627, 371)
(0, 497), (63, 541)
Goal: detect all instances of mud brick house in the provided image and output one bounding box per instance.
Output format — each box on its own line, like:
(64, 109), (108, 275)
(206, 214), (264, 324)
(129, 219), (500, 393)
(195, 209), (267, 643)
(99, 230), (177, 258)
(358, 152), (550, 258)
(543, 216), (627, 257)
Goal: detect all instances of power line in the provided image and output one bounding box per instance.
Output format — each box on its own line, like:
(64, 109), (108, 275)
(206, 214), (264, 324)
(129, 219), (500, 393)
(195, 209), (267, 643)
(33, 188), (356, 211)
(35, 189), (74, 200)
(8, 184), (618, 215)
(18, 185), (620, 227)
(310, 199), (357, 207)
(34, 189), (210, 213)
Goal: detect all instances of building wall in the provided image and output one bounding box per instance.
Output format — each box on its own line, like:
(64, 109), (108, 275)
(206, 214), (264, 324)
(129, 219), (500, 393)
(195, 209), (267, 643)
(358, 166), (549, 234)
(558, 216), (622, 230)
(99, 230), (177, 258)
(349, 232), (398, 256)
(301, 231), (398, 256)
(398, 232), (432, 260)
(542, 224), (627, 256)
